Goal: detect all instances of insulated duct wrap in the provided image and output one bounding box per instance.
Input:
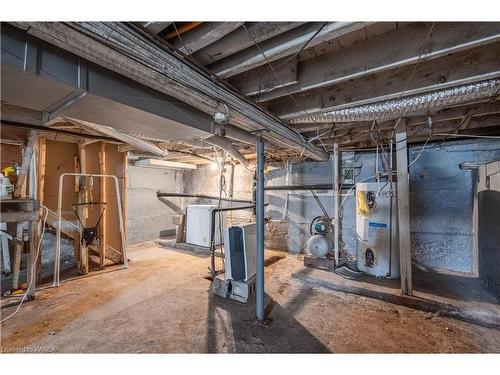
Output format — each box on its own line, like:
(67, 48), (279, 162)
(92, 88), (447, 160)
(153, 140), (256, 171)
(288, 79), (500, 124)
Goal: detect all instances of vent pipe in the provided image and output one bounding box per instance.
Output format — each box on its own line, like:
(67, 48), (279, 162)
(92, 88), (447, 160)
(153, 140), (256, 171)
(288, 79), (500, 124)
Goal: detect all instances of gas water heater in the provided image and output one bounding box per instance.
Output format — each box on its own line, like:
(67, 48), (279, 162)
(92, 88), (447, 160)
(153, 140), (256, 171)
(356, 182), (400, 278)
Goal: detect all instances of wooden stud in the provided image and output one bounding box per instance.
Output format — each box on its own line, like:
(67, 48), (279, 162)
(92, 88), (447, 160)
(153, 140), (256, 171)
(395, 123), (412, 296)
(99, 142), (106, 269)
(26, 220), (37, 300)
(12, 223), (24, 290)
(36, 137), (46, 283)
(14, 131), (37, 198)
(77, 141), (88, 274)
(121, 151), (128, 246)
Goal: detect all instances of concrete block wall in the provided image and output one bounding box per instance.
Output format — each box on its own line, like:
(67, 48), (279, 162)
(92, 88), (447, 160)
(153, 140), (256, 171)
(126, 165), (184, 244)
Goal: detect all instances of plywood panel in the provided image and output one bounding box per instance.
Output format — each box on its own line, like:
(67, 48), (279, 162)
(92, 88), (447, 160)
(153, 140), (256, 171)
(44, 140), (78, 220)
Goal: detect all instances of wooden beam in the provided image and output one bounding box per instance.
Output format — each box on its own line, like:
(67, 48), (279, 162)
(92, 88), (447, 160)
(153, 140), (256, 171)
(99, 142), (107, 270)
(193, 22), (303, 66)
(267, 42), (500, 119)
(76, 141), (88, 274)
(209, 22), (371, 78)
(256, 22), (500, 103)
(395, 123), (412, 296)
(229, 56), (298, 96)
(36, 137), (46, 283)
(172, 22), (243, 55)
(14, 131), (38, 198)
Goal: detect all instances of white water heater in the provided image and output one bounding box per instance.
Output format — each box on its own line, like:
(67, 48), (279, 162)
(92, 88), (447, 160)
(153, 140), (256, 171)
(356, 182), (400, 278)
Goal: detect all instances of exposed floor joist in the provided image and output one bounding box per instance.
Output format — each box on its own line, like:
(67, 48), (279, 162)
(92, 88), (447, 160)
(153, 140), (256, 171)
(192, 22), (304, 66)
(171, 22), (243, 55)
(265, 41), (500, 119)
(209, 22), (372, 78)
(253, 22), (500, 103)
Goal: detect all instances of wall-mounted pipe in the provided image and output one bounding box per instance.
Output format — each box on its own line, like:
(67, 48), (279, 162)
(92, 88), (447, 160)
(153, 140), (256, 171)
(157, 191), (252, 204)
(288, 79), (500, 123)
(64, 117), (168, 157)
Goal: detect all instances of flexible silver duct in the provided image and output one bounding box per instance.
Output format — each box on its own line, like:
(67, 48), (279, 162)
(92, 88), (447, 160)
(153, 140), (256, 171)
(64, 117), (168, 157)
(288, 79), (500, 124)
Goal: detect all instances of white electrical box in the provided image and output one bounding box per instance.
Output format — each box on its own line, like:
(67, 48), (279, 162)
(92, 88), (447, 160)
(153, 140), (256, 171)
(224, 223), (257, 281)
(356, 182), (400, 278)
(186, 205), (225, 247)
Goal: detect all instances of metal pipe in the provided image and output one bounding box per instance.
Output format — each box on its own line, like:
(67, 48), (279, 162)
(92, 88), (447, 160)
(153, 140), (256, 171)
(332, 143), (340, 265)
(64, 117), (168, 157)
(53, 173), (127, 287)
(256, 136), (265, 322)
(208, 204), (260, 278)
(202, 134), (251, 169)
(157, 191), (252, 204)
(264, 183), (354, 191)
(287, 79), (500, 123)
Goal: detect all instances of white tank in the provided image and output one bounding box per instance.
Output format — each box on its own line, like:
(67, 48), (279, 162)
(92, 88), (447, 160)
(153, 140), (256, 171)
(307, 234), (331, 258)
(356, 182), (400, 278)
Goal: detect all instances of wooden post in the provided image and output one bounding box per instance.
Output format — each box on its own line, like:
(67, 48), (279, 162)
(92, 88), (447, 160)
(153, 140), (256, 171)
(122, 151), (128, 246)
(395, 124), (412, 295)
(12, 223), (24, 290)
(14, 131), (37, 198)
(99, 142), (107, 269)
(26, 220), (37, 300)
(36, 137), (46, 283)
(77, 141), (88, 274)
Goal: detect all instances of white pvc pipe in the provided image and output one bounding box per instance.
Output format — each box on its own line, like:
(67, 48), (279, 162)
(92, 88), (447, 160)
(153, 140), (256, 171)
(53, 173), (127, 287)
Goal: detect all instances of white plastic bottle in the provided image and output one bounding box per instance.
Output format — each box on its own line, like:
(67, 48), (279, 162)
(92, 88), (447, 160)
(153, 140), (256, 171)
(0, 173), (13, 199)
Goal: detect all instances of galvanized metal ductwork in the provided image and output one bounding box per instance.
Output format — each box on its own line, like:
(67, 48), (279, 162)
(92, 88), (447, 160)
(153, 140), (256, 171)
(203, 135), (251, 169)
(288, 79), (500, 124)
(64, 117), (168, 157)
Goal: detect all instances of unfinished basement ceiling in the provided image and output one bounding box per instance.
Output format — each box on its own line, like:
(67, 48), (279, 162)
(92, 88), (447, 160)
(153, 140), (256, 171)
(2, 21), (500, 163)
(137, 21), (500, 153)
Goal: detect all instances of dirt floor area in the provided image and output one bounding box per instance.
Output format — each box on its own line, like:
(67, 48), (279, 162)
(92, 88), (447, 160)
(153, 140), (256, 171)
(1, 241), (499, 353)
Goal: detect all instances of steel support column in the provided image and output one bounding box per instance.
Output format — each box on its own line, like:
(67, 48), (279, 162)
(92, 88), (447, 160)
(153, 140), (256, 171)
(256, 136), (265, 321)
(332, 143), (340, 264)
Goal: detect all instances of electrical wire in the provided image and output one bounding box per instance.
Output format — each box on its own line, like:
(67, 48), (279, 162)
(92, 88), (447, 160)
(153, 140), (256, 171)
(241, 23), (324, 151)
(1, 205), (49, 325)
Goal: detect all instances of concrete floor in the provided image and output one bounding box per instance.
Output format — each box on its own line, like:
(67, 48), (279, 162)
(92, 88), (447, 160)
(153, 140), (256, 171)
(1, 241), (499, 353)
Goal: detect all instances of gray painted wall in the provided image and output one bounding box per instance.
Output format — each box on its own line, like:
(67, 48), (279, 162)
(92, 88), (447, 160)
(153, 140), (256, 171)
(127, 165), (184, 244)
